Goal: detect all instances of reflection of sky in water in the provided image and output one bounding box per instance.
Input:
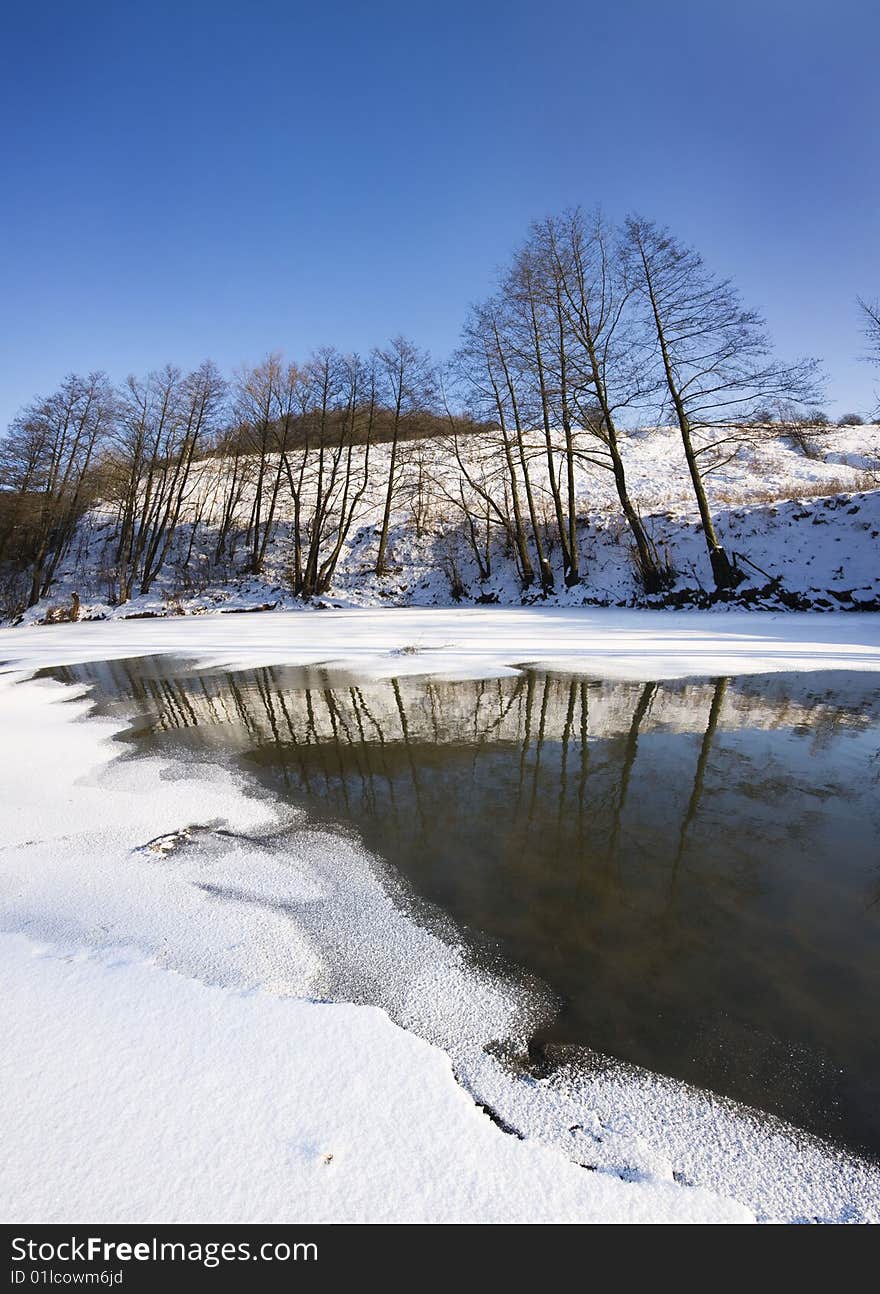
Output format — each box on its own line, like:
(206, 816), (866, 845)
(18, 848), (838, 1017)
(51, 660), (880, 1157)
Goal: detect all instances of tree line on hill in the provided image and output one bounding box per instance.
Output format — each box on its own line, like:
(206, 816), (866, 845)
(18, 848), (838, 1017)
(1, 210), (877, 618)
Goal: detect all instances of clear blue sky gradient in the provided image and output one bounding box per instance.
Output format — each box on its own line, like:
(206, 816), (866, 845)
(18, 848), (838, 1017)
(2, 0), (878, 429)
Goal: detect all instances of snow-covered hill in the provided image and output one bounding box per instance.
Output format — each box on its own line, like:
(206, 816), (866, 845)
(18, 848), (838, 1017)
(19, 424), (880, 623)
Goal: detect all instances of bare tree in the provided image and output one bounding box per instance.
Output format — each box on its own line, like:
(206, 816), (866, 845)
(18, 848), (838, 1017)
(138, 362), (226, 594)
(0, 373), (114, 607)
(296, 348), (342, 596)
(373, 336), (434, 574)
(624, 216), (820, 589)
(309, 353), (376, 595)
(503, 244), (575, 582)
(284, 350), (376, 598)
(110, 362), (225, 600)
(860, 297), (880, 414)
(234, 354), (300, 576)
(437, 392), (518, 589)
(479, 213), (669, 592)
(112, 366), (175, 600)
(538, 209), (669, 592)
(455, 302), (552, 591)
(212, 421), (252, 566)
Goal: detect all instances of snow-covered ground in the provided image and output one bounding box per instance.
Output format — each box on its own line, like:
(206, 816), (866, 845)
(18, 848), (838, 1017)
(4, 604), (880, 679)
(2, 609), (880, 1223)
(0, 659), (746, 1224)
(5, 933), (743, 1225)
(16, 424), (880, 624)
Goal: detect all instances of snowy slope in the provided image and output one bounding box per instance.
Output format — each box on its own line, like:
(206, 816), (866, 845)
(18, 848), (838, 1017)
(16, 425), (880, 624)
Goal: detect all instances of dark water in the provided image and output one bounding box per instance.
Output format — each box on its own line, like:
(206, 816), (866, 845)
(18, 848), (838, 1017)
(49, 658), (880, 1156)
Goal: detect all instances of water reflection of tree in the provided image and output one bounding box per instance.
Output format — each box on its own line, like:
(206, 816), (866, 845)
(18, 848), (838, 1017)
(44, 656), (880, 1149)
(49, 659), (877, 896)
(671, 677), (728, 895)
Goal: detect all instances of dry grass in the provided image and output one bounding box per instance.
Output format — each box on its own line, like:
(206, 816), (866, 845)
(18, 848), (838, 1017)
(41, 593), (81, 624)
(711, 471), (878, 508)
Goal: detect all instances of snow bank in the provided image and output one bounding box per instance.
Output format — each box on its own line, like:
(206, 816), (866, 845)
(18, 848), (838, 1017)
(0, 670), (752, 1223)
(3, 934), (752, 1224)
(3, 604), (880, 681)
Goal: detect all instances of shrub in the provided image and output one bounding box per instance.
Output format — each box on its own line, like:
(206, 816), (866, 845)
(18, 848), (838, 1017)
(41, 592), (81, 624)
(629, 535), (677, 593)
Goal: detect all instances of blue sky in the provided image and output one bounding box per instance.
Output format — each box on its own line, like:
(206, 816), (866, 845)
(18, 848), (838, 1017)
(2, 0), (877, 428)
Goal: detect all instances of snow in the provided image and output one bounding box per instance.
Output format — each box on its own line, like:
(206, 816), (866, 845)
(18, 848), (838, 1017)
(13, 424), (880, 623)
(3, 935), (756, 1224)
(3, 604), (880, 682)
(2, 610), (880, 1222)
(0, 668), (750, 1224)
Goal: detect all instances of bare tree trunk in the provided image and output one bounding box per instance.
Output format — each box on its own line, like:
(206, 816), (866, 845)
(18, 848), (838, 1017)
(640, 254), (738, 589)
(477, 346), (534, 587)
(375, 401), (400, 576)
(553, 281), (579, 585)
(526, 290), (572, 578)
(491, 324), (553, 592)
